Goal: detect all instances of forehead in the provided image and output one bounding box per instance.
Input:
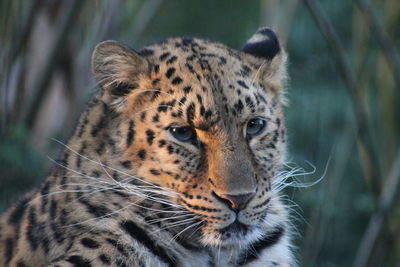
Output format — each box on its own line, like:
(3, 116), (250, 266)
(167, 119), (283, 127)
(138, 38), (274, 127)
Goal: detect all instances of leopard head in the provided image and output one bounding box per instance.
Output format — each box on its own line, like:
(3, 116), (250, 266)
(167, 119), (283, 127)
(91, 28), (288, 247)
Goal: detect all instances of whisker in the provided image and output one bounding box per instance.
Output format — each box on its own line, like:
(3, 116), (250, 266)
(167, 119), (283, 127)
(50, 139), (177, 194)
(169, 220), (204, 244)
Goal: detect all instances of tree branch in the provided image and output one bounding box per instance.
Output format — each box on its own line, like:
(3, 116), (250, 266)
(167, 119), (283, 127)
(354, 150), (400, 267)
(26, 0), (86, 130)
(355, 0), (400, 86)
(302, 0), (382, 197)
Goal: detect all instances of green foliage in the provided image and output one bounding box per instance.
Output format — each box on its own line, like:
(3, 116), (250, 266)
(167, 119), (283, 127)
(0, 126), (45, 211)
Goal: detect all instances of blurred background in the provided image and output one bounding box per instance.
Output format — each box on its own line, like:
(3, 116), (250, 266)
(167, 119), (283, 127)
(0, 0), (399, 266)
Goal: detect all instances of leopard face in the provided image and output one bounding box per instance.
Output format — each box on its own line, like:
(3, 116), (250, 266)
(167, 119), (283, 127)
(92, 28), (287, 247)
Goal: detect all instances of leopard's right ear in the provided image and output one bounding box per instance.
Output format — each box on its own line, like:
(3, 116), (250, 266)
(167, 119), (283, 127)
(92, 40), (150, 97)
(241, 28), (287, 94)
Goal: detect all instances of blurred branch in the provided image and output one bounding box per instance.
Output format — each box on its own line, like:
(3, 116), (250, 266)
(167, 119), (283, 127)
(260, 0), (299, 46)
(7, 1), (45, 125)
(1, 1), (44, 131)
(7, 0), (44, 69)
(129, 0), (164, 41)
(302, 0), (382, 197)
(26, 0), (86, 130)
(354, 150), (400, 267)
(355, 0), (400, 86)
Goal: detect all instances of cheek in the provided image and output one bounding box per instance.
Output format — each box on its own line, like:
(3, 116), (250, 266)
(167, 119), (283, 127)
(251, 131), (286, 173)
(128, 131), (202, 188)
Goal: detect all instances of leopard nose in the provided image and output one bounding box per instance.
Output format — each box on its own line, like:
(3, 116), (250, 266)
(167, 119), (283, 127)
(212, 191), (256, 211)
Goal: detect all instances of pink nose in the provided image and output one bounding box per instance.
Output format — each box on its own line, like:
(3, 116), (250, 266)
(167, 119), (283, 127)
(213, 192), (255, 211)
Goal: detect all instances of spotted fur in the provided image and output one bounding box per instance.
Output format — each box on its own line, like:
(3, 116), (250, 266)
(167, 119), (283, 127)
(0, 28), (295, 266)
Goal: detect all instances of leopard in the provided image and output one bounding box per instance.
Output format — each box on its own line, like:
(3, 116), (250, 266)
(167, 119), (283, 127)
(0, 27), (295, 266)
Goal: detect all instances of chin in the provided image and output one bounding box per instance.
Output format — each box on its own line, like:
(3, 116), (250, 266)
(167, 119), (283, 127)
(200, 221), (264, 248)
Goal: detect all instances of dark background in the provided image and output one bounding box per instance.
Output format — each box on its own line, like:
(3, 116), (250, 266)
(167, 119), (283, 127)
(1, 1), (399, 266)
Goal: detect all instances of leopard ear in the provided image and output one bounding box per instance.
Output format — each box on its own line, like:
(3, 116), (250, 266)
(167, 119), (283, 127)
(92, 40), (150, 97)
(241, 28), (287, 93)
(241, 27), (281, 60)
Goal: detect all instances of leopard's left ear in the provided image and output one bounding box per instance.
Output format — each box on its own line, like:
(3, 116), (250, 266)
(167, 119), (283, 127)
(241, 27), (287, 92)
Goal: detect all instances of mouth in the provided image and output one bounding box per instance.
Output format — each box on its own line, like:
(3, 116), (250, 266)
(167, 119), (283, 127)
(218, 220), (249, 236)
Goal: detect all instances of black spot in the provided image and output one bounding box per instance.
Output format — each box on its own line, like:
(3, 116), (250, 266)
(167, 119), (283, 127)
(138, 149), (146, 160)
(120, 220), (176, 267)
(5, 238), (13, 264)
(99, 254), (111, 264)
(8, 197), (30, 224)
(157, 102), (168, 113)
(67, 255), (92, 267)
(42, 235), (50, 254)
(16, 260), (28, 267)
(152, 114), (160, 123)
(165, 67), (176, 78)
(200, 106), (205, 116)
(77, 117), (89, 138)
(140, 111), (147, 122)
(245, 96), (255, 108)
(159, 52), (170, 61)
(27, 207), (39, 250)
(158, 140), (166, 148)
(110, 82), (138, 97)
(234, 100), (244, 113)
(172, 77), (183, 85)
(186, 102), (195, 124)
(91, 103), (109, 137)
(76, 142), (87, 168)
(126, 120), (135, 147)
(146, 129), (155, 145)
(40, 181), (50, 212)
(266, 142), (276, 149)
(185, 63), (195, 73)
(50, 199), (57, 219)
(166, 56), (177, 64)
(152, 78), (160, 85)
(81, 237), (100, 249)
(153, 64), (160, 73)
(139, 48), (154, 56)
(182, 38), (193, 46)
(183, 86), (192, 93)
(196, 94), (203, 104)
(95, 142), (105, 155)
(257, 93), (268, 104)
(237, 80), (249, 89)
(79, 198), (112, 218)
(241, 65), (251, 77)
(180, 198), (220, 212)
(205, 110), (213, 119)
(179, 96), (187, 105)
(167, 145), (174, 154)
(150, 169), (161, 175)
(50, 221), (64, 243)
(151, 89), (161, 100)
(120, 161), (132, 169)
(59, 209), (68, 225)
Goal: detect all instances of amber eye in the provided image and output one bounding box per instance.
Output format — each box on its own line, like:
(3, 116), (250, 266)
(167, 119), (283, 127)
(169, 127), (196, 142)
(246, 118), (266, 137)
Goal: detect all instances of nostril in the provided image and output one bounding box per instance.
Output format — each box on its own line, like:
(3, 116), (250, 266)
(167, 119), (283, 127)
(212, 191), (255, 211)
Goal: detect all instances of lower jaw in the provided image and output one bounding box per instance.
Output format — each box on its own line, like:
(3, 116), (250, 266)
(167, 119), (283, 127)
(201, 223), (260, 247)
